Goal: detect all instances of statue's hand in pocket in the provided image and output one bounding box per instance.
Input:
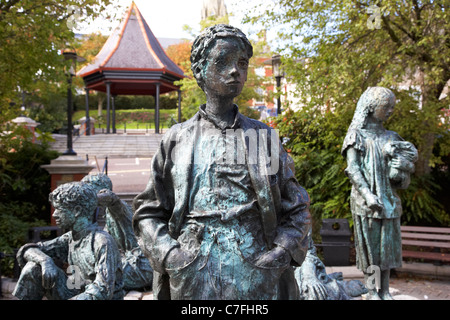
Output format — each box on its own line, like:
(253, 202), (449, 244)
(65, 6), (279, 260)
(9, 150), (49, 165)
(164, 247), (195, 270)
(253, 246), (290, 269)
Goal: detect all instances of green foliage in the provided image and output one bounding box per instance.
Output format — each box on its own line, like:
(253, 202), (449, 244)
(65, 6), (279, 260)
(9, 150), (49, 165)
(74, 94), (179, 112)
(269, 109), (352, 225)
(272, 105), (449, 228)
(246, 0), (449, 227)
(0, 201), (36, 276)
(0, 0), (116, 125)
(176, 76), (208, 121)
(0, 126), (59, 274)
(24, 80), (69, 133)
(397, 175), (447, 226)
(245, 0), (449, 176)
(200, 14), (230, 30)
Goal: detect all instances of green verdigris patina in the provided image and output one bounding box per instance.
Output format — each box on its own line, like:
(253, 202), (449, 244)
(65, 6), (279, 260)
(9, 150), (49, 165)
(82, 174), (153, 291)
(295, 230), (368, 300)
(132, 24), (311, 300)
(12, 181), (124, 300)
(342, 87), (418, 300)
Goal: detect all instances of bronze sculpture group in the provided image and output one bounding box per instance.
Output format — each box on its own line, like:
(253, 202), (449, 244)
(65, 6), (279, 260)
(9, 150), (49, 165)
(13, 25), (417, 301)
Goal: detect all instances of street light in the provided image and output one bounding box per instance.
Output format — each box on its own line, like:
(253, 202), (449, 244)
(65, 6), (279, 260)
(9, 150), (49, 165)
(271, 54), (284, 116)
(62, 48), (85, 156)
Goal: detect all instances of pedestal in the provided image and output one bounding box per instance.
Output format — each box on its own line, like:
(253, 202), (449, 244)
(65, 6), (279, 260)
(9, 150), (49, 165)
(41, 155), (96, 225)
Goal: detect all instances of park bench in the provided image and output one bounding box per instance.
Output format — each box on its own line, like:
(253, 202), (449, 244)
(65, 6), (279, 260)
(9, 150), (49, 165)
(401, 226), (450, 264)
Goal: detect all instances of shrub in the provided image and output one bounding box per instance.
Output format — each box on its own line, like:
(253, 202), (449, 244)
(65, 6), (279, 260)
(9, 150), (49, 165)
(270, 106), (449, 239)
(0, 126), (58, 276)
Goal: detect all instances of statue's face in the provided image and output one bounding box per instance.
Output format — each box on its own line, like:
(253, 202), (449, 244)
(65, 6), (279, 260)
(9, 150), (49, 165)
(373, 101), (394, 122)
(52, 203), (76, 229)
(203, 37), (249, 99)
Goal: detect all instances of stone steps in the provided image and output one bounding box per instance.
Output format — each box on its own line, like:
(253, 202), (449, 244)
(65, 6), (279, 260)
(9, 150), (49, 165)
(49, 132), (163, 159)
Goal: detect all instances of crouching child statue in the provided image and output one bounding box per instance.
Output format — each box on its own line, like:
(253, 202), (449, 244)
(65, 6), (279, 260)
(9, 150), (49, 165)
(12, 181), (124, 300)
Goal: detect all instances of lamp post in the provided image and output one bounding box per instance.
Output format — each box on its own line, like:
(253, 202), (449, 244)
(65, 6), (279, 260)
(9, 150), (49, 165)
(62, 49), (85, 156)
(271, 54), (284, 116)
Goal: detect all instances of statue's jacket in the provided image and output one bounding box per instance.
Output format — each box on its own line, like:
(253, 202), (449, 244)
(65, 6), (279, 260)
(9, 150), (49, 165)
(132, 106), (311, 298)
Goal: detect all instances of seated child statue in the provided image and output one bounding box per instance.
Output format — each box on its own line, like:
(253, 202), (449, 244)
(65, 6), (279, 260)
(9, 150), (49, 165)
(12, 181), (124, 300)
(82, 173), (153, 291)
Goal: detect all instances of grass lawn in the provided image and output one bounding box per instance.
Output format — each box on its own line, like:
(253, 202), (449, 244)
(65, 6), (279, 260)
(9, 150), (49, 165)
(73, 108), (178, 129)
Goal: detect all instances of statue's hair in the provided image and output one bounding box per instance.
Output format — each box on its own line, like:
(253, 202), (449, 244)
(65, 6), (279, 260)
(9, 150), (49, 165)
(348, 86), (396, 131)
(81, 173), (112, 193)
(190, 24), (253, 90)
(49, 181), (98, 217)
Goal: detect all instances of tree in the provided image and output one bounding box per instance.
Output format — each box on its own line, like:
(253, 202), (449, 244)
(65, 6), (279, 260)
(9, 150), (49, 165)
(0, 0), (115, 124)
(0, 0), (119, 274)
(73, 32), (109, 117)
(165, 39), (206, 120)
(0, 126), (59, 275)
(25, 79), (68, 133)
(245, 0), (449, 176)
(165, 40), (193, 74)
(245, 0), (449, 226)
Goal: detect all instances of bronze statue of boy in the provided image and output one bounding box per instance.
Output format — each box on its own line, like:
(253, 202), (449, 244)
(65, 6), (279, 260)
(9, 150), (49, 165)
(133, 24), (311, 300)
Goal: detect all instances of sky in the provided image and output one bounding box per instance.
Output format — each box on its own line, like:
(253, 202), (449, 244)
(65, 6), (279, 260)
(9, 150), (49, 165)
(121, 0), (204, 39)
(76, 0), (269, 41)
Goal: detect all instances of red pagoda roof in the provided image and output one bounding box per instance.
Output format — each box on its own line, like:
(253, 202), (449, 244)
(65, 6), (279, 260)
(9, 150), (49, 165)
(78, 2), (185, 95)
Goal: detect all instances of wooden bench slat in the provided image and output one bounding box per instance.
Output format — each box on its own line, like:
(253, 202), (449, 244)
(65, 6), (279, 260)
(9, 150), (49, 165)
(400, 226), (449, 263)
(401, 226), (450, 234)
(401, 232), (450, 241)
(402, 239), (450, 249)
(402, 250), (450, 262)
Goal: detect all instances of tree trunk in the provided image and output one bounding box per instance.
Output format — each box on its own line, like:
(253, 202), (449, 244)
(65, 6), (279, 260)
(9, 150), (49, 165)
(415, 131), (435, 177)
(415, 79), (443, 177)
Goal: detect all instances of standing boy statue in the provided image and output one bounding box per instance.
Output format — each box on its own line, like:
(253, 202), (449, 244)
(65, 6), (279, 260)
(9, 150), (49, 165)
(133, 24), (311, 300)
(342, 87), (418, 300)
(13, 182), (124, 300)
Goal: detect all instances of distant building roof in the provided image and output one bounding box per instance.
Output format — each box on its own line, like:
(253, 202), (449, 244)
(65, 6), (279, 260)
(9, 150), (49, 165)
(77, 2), (185, 95)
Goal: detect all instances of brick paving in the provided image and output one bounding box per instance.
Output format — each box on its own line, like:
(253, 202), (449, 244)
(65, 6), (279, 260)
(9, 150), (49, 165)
(389, 275), (450, 300)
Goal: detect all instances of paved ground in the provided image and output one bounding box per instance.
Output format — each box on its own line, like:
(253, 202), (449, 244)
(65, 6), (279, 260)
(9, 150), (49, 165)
(116, 277), (449, 300)
(326, 266), (450, 300)
(89, 156), (152, 193)
(2, 271), (449, 300)
(389, 275), (450, 300)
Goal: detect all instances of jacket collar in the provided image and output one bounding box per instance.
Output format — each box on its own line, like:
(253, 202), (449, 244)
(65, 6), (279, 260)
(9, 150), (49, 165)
(198, 104), (241, 132)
